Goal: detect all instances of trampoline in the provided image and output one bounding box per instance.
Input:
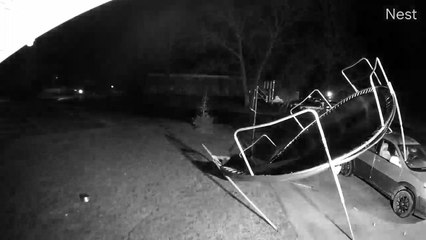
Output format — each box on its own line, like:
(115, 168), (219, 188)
(202, 57), (408, 239)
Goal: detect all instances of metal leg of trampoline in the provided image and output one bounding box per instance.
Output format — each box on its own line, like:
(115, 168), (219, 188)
(202, 144), (277, 231)
(330, 164), (355, 240)
(225, 175), (278, 231)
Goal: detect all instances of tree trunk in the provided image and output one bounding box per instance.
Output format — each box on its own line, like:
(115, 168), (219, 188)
(237, 38), (250, 106)
(239, 56), (249, 106)
(254, 38), (274, 87)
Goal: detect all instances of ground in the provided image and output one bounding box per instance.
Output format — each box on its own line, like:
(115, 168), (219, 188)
(1, 100), (426, 240)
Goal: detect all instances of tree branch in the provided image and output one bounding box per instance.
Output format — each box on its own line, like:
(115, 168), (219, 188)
(205, 31), (240, 59)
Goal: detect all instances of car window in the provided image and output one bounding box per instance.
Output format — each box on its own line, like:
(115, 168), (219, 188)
(378, 139), (397, 161)
(387, 141), (397, 157)
(374, 140), (386, 154)
(399, 144), (426, 171)
(371, 141), (381, 154)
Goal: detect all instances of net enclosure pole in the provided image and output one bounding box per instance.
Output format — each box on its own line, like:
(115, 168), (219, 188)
(310, 110), (356, 240)
(225, 175), (278, 231)
(201, 144), (277, 231)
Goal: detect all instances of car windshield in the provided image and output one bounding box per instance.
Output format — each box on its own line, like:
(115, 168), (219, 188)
(398, 144), (426, 170)
(308, 98), (322, 104)
(299, 98), (323, 107)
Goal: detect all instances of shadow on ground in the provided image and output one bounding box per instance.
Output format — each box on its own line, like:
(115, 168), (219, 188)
(164, 131), (271, 225)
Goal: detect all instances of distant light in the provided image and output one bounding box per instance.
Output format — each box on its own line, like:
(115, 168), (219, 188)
(55, 76), (59, 79)
(111, 85), (114, 89)
(326, 91), (333, 99)
(78, 89), (84, 94)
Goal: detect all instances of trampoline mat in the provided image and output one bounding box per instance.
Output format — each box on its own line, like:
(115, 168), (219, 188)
(222, 86), (396, 180)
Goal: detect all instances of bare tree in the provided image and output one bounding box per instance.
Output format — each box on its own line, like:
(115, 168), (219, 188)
(201, 3), (249, 105)
(201, 0), (290, 106)
(252, 3), (288, 87)
(278, 0), (361, 96)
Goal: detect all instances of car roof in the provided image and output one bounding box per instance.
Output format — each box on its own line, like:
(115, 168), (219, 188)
(384, 132), (419, 145)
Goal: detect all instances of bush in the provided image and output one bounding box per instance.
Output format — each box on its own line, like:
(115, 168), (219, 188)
(192, 92), (214, 133)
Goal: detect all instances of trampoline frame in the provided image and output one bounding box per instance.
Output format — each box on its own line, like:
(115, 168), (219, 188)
(202, 57), (408, 240)
(289, 88), (333, 129)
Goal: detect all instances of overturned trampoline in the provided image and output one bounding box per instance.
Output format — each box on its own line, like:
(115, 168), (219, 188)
(202, 57), (408, 240)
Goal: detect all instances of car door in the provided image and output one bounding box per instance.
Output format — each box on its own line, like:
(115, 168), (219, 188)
(355, 144), (379, 180)
(369, 139), (402, 196)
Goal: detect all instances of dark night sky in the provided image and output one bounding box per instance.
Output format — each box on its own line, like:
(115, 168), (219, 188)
(353, 0), (426, 110)
(355, 1), (425, 86)
(1, 0), (425, 104)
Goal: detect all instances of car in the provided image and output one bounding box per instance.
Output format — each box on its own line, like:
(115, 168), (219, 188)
(288, 97), (334, 114)
(340, 132), (426, 219)
(38, 86), (85, 102)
